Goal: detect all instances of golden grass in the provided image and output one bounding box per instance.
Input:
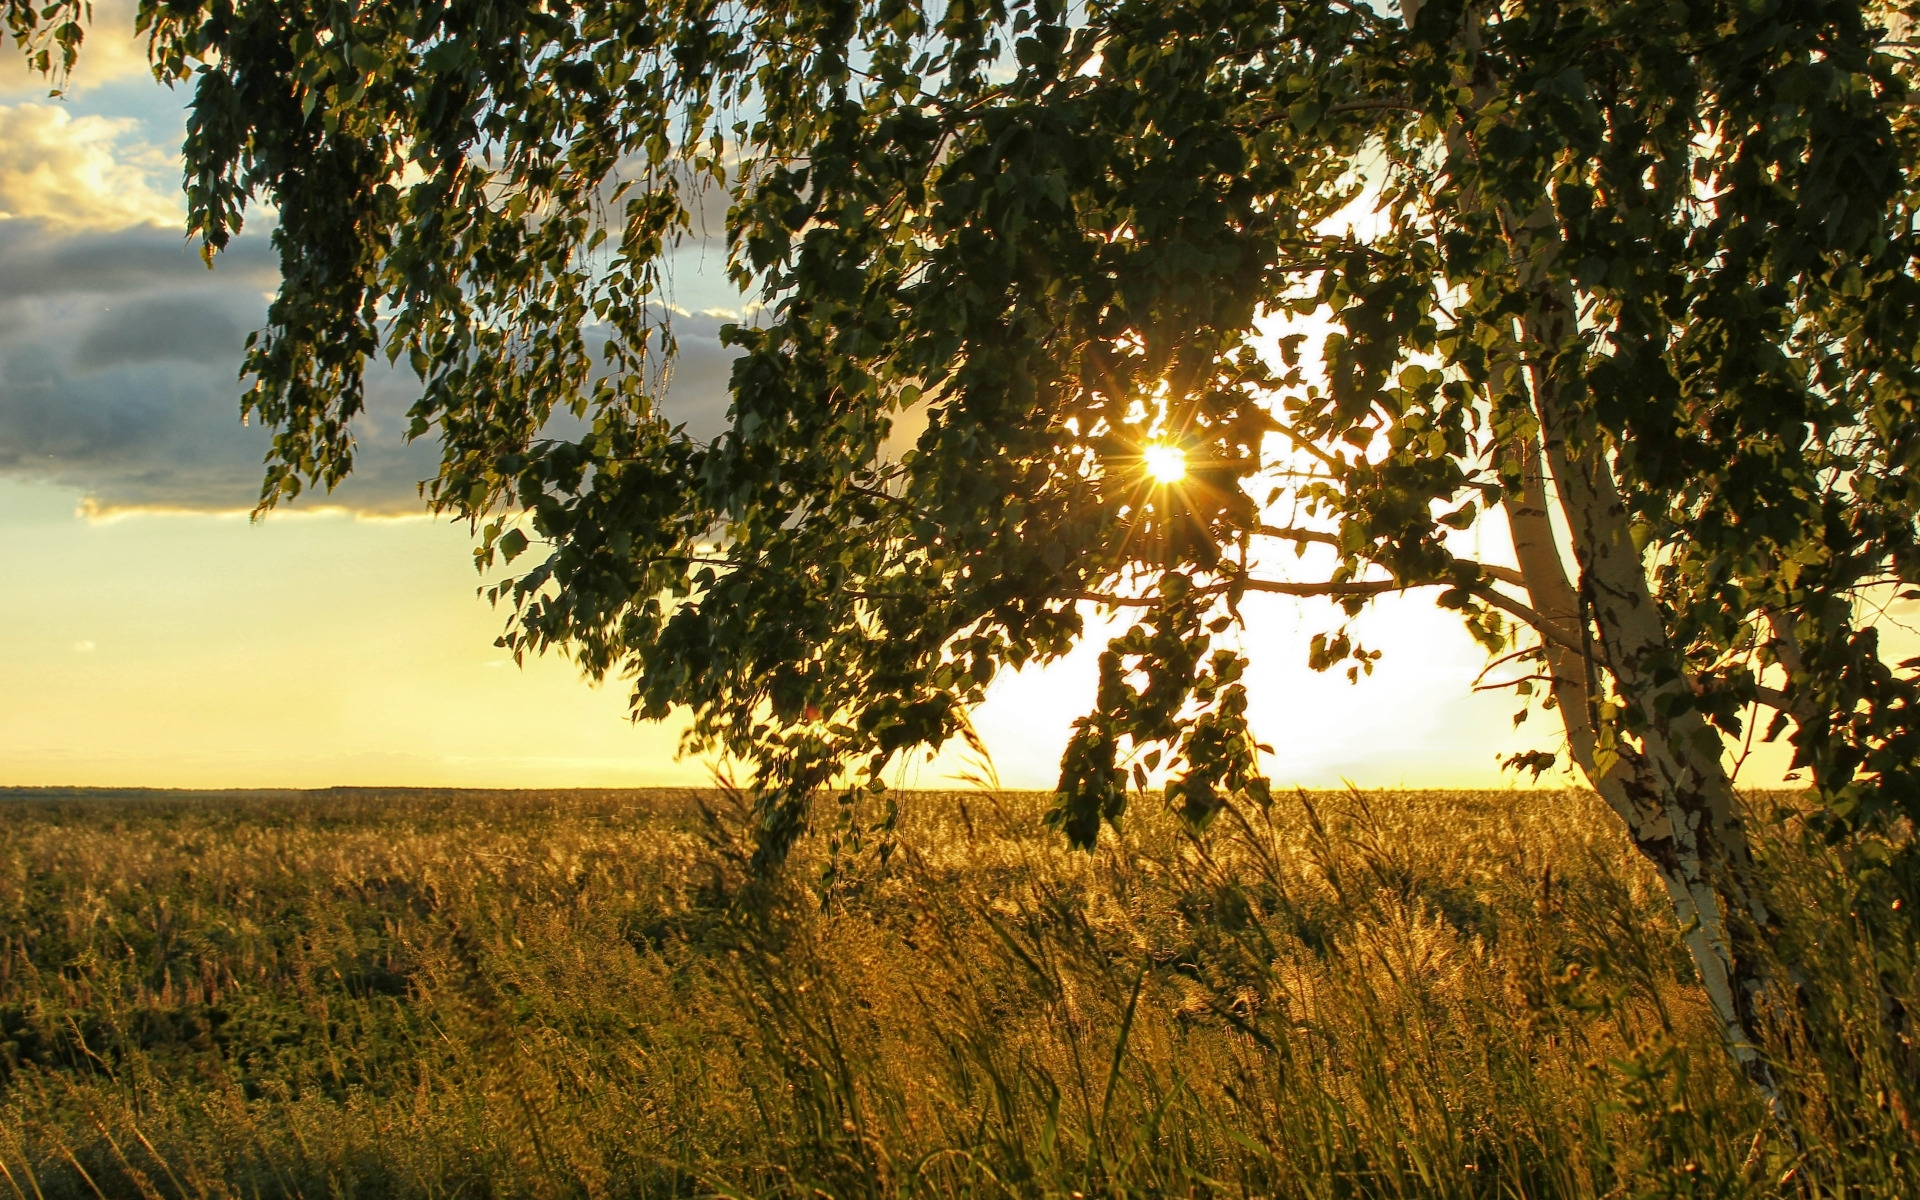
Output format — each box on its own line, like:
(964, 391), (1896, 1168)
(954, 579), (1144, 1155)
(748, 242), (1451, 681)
(0, 785), (1913, 1198)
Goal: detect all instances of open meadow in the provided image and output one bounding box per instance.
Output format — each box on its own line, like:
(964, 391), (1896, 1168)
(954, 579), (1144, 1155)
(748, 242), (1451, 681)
(0, 786), (1915, 1199)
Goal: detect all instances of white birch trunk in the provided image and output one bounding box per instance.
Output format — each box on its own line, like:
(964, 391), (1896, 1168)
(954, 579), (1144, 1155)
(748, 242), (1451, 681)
(1511, 296), (1789, 1122)
(1444, 0), (1791, 1122)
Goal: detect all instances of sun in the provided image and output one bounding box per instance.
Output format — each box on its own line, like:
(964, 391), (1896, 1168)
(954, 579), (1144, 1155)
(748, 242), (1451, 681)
(1141, 442), (1187, 485)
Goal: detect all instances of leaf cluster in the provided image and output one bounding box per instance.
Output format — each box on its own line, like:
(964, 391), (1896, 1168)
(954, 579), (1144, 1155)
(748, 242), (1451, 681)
(20, 0), (1920, 864)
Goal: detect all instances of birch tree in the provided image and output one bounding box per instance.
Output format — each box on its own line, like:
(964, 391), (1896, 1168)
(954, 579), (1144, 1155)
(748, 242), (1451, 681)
(14, 0), (1920, 1114)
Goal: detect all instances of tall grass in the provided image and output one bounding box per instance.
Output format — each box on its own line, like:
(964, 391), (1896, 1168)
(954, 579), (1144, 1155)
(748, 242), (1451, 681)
(0, 785), (1912, 1198)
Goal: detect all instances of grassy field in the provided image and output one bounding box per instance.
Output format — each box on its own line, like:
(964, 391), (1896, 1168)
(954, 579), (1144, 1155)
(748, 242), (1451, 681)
(0, 785), (1914, 1199)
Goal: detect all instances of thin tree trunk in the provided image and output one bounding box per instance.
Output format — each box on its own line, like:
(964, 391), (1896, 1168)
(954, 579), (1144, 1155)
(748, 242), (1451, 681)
(1450, 0), (1792, 1122)
(1514, 295), (1790, 1122)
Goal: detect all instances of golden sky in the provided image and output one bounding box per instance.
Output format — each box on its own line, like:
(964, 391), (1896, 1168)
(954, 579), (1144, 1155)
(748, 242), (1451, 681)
(0, 8), (1814, 792)
(2, 469), (1807, 790)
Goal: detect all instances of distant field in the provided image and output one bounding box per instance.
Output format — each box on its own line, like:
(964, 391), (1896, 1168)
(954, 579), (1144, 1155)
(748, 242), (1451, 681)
(0, 786), (1913, 1198)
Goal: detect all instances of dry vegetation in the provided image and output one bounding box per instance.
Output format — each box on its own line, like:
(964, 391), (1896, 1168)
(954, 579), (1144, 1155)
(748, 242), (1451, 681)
(0, 786), (1914, 1198)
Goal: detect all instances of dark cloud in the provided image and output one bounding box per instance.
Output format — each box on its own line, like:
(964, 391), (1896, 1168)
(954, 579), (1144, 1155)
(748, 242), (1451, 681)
(651, 313), (740, 439)
(0, 219), (278, 299)
(74, 297), (246, 368)
(0, 220), (742, 513)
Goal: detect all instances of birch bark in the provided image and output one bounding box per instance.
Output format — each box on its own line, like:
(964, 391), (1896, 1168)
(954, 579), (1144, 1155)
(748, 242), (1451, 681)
(1438, 0), (1793, 1117)
(1509, 289), (1790, 1119)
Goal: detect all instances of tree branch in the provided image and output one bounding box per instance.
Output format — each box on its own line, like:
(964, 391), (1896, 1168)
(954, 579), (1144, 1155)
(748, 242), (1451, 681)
(1239, 577), (1405, 598)
(1472, 562), (1527, 588)
(1267, 421), (1343, 470)
(1254, 523), (1339, 547)
(1079, 563), (1547, 615)
(1236, 97), (1417, 138)
(844, 481), (917, 511)
(1689, 672), (1795, 716)
(1326, 97), (1419, 114)
(1473, 673), (1552, 693)
(1463, 583), (1587, 656)
(1072, 575), (1409, 606)
(1072, 592), (1170, 607)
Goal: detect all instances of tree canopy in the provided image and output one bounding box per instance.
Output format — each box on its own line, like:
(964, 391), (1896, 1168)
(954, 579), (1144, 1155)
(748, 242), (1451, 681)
(11, 0), (1920, 1111)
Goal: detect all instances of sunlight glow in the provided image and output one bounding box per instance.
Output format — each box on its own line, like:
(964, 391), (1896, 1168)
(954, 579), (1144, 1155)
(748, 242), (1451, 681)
(1141, 442), (1187, 485)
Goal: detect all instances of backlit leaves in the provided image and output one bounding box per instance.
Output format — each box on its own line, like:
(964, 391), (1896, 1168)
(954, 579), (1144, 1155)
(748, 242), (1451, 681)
(18, 0), (1920, 865)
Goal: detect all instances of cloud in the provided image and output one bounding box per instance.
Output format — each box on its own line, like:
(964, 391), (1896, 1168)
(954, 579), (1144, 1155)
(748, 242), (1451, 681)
(0, 9), (748, 516)
(76, 296), (244, 367)
(0, 220), (742, 515)
(0, 218), (274, 296)
(0, 0), (153, 98)
(0, 103), (179, 231)
(648, 311), (740, 439)
(0, 220), (424, 512)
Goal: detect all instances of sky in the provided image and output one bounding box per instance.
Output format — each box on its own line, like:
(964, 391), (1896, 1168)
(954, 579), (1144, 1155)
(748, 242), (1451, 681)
(0, 6), (1801, 792)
